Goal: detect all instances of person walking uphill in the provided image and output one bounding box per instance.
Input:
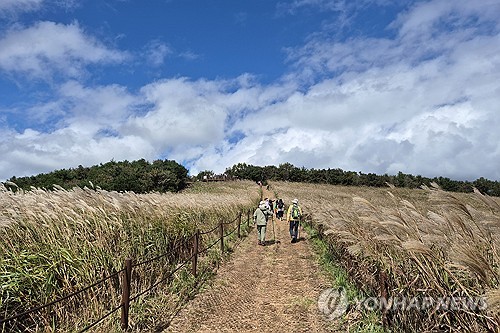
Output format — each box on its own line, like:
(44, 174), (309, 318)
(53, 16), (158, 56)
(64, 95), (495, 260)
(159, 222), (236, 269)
(287, 199), (302, 243)
(253, 200), (273, 246)
(275, 198), (285, 220)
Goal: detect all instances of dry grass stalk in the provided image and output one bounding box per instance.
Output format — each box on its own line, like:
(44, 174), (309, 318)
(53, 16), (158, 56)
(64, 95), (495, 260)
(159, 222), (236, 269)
(273, 181), (500, 331)
(0, 180), (259, 332)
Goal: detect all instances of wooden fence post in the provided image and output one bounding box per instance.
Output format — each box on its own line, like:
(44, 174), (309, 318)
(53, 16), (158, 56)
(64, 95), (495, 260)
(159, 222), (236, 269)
(121, 258), (132, 330)
(219, 221), (224, 254)
(237, 212), (242, 238)
(192, 230), (199, 278)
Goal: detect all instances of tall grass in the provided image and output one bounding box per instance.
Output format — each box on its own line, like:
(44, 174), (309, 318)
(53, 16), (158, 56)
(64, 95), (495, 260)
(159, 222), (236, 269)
(274, 181), (500, 332)
(0, 180), (258, 332)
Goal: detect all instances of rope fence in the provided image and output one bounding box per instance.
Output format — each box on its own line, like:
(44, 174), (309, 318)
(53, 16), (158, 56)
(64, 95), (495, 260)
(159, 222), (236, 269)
(129, 254), (195, 303)
(225, 224), (239, 237)
(222, 215), (239, 225)
(0, 209), (253, 333)
(198, 223), (220, 236)
(0, 269), (124, 325)
(132, 236), (194, 268)
(198, 236), (222, 255)
(79, 304), (123, 333)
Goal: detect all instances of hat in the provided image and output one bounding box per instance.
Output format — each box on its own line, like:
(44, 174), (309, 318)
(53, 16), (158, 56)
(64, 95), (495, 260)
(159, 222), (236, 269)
(259, 201), (266, 205)
(292, 198), (298, 204)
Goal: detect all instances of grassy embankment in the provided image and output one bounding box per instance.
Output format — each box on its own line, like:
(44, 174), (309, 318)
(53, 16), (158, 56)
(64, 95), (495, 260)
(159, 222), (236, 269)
(0, 180), (259, 332)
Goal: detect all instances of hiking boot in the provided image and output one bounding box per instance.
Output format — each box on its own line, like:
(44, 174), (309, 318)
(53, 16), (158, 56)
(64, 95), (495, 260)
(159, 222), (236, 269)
(291, 238), (296, 243)
(258, 240), (262, 245)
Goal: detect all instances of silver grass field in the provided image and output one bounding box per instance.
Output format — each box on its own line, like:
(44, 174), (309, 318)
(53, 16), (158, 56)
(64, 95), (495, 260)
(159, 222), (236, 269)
(0, 181), (258, 332)
(274, 181), (500, 332)
(2, 180), (500, 332)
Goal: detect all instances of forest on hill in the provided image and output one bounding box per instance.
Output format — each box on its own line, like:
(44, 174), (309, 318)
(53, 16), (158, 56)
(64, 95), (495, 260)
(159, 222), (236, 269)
(4, 160), (500, 196)
(222, 162), (500, 197)
(6, 159), (188, 193)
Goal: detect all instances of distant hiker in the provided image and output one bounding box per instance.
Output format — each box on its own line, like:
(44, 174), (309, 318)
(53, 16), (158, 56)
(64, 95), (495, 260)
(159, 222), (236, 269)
(253, 200), (273, 246)
(268, 198), (274, 212)
(287, 198), (302, 243)
(264, 198), (271, 210)
(276, 198), (285, 220)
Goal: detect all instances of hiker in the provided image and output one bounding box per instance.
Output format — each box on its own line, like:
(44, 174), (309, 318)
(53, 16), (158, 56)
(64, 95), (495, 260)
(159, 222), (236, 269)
(276, 198), (285, 220)
(268, 198), (274, 212)
(264, 197), (271, 210)
(253, 200), (273, 246)
(287, 198), (302, 243)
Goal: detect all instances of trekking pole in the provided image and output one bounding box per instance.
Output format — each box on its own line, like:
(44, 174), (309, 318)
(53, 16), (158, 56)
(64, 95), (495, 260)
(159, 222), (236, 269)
(297, 220), (301, 240)
(272, 215), (276, 243)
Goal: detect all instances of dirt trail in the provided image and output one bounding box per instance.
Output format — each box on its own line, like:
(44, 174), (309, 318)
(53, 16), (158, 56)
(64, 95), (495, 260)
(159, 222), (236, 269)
(165, 189), (335, 332)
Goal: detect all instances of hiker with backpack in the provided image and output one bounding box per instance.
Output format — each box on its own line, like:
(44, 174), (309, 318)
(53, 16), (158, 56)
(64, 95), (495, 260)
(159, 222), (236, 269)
(253, 200), (273, 246)
(287, 198), (302, 243)
(276, 198), (285, 220)
(264, 198), (270, 210)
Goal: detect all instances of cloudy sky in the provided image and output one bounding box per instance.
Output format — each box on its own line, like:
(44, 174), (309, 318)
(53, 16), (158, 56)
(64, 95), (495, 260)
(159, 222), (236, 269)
(1, 0), (499, 181)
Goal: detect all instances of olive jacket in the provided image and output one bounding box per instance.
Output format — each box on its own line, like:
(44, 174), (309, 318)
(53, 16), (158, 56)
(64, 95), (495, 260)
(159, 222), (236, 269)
(253, 203), (272, 226)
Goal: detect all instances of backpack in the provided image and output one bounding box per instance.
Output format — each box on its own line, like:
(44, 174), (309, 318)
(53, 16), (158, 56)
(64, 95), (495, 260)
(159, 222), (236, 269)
(277, 200), (284, 209)
(291, 205), (300, 219)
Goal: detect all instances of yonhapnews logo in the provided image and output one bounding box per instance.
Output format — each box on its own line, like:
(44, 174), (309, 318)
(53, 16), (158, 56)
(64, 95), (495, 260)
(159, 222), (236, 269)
(318, 287), (488, 321)
(317, 288), (348, 320)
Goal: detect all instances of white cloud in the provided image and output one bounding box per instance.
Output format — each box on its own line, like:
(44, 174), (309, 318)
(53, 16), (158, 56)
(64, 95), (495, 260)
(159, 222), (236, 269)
(144, 40), (172, 67)
(178, 51), (200, 61)
(142, 40), (200, 66)
(3, 127), (155, 180)
(0, 0), (78, 15)
(0, 0), (43, 13)
(0, 81), (152, 180)
(0, 73), (299, 180)
(134, 5), (500, 181)
(392, 0), (500, 39)
(277, 0), (387, 15)
(57, 81), (137, 126)
(123, 78), (228, 148)
(0, 21), (128, 80)
(191, 0), (500, 180)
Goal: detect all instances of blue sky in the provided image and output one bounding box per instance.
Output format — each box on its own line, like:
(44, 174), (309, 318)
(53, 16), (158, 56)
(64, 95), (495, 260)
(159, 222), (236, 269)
(1, 0), (500, 181)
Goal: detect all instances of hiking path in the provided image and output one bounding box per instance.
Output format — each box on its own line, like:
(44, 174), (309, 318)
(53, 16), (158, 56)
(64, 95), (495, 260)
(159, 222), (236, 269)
(165, 188), (336, 333)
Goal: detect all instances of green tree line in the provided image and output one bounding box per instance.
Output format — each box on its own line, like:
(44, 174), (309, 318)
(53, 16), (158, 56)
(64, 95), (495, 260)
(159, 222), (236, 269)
(6, 159), (188, 193)
(6, 160), (499, 196)
(223, 162), (500, 196)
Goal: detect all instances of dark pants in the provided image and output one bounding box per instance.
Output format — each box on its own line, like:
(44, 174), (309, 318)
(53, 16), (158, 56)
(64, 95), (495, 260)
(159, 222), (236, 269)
(289, 220), (299, 239)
